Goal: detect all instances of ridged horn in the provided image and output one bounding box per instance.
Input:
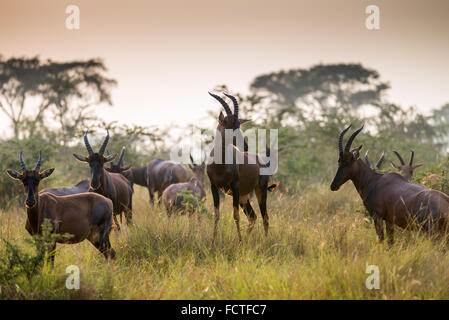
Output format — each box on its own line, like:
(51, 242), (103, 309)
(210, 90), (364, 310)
(98, 130), (110, 155)
(409, 150), (415, 166)
(19, 152), (27, 171)
(34, 151), (42, 171)
(344, 125), (364, 152)
(393, 151), (405, 165)
(84, 131), (94, 155)
(223, 93), (239, 120)
(364, 150), (371, 168)
(338, 125), (352, 154)
(208, 92), (232, 116)
(376, 150), (385, 170)
(118, 147), (126, 166)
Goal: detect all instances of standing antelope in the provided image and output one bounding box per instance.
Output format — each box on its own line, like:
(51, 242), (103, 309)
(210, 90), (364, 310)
(207, 92), (279, 242)
(390, 150), (422, 181)
(146, 159), (192, 205)
(330, 125), (449, 244)
(162, 155), (206, 215)
(6, 152), (116, 265)
(73, 131), (134, 230)
(364, 150), (385, 171)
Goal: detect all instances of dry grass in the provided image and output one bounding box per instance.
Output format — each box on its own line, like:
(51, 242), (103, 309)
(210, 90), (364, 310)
(2, 183), (449, 299)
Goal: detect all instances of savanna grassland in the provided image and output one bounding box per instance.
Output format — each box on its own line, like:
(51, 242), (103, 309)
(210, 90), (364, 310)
(2, 183), (449, 300)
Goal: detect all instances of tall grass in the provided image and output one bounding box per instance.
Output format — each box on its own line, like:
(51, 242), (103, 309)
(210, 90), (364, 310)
(1, 183), (449, 299)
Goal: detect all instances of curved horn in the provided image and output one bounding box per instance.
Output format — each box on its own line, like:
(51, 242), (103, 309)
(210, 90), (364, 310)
(35, 151), (42, 171)
(376, 150), (385, 170)
(338, 125), (352, 154)
(19, 152), (27, 171)
(223, 93), (239, 120)
(208, 92), (232, 116)
(364, 150), (371, 168)
(118, 147), (126, 166)
(84, 131), (94, 155)
(344, 125), (364, 152)
(409, 150), (415, 166)
(393, 151), (405, 165)
(98, 130), (110, 155)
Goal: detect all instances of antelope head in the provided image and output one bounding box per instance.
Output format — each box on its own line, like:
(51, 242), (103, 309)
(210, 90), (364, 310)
(208, 92), (250, 147)
(6, 152), (54, 208)
(390, 150), (422, 180)
(105, 147), (131, 174)
(330, 124), (364, 191)
(188, 154), (206, 183)
(73, 130), (116, 190)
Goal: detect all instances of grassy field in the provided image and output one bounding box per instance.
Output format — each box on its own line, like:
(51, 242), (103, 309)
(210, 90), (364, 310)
(2, 183), (449, 299)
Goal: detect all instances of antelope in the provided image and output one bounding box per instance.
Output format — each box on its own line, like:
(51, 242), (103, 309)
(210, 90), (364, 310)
(6, 152), (116, 265)
(330, 125), (449, 244)
(364, 150), (385, 171)
(42, 179), (89, 196)
(162, 155), (206, 215)
(207, 92), (279, 242)
(390, 150), (422, 181)
(73, 131), (134, 230)
(105, 146), (149, 192)
(146, 159), (192, 205)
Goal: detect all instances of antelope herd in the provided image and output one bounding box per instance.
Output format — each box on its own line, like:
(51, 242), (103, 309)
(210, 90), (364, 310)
(4, 92), (449, 265)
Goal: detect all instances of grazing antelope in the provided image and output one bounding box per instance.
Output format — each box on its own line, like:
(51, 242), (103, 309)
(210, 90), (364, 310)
(73, 131), (134, 230)
(330, 125), (449, 244)
(6, 152), (116, 265)
(364, 150), (385, 170)
(162, 155), (206, 215)
(390, 150), (422, 181)
(146, 159), (192, 205)
(207, 92), (279, 242)
(42, 179), (89, 196)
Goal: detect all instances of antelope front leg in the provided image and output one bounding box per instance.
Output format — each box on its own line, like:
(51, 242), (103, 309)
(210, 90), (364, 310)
(211, 184), (220, 240)
(373, 215), (384, 242)
(386, 221), (394, 246)
(231, 180), (242, 242)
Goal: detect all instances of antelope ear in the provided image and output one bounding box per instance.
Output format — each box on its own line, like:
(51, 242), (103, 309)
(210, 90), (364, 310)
(5, 170), (22, 180)
(104, 167), (113, 172)
(239, 119), (251, 125)
(352, 144), (363, 159)
(104, 153), (117, 163)
(412, 164), (423, 170)
(218, 112), (225, 124)
(73, 154), (88, 162)
(39, 168), (55, 179)
(121, 165), (131, 172)
(267, 181), (280, 192)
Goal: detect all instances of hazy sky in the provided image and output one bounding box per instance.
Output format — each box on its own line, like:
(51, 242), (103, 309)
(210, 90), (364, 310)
(0, 0), (448, 136)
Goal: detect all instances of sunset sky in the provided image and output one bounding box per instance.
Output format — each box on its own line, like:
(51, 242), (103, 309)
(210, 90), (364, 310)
(0, 0), (448, 137)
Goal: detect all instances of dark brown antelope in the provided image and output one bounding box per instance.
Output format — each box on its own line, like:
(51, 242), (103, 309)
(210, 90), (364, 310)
(390, 150), (422, 181)
(6, 152), (116, 265)
(330, 125), (449, 244)
(73, 131), (134, 230)
(162, 155), (206, 215)
(364, 150), (385, 171)
(207, 92), (279, 242)
(146, 159), (192, 205)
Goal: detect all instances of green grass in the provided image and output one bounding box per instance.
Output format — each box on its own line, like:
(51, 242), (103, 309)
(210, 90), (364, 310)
(2, 183), (449, 299)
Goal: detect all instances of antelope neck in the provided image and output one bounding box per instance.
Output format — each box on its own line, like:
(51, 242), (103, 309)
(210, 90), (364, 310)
(350, 159), (382, 202)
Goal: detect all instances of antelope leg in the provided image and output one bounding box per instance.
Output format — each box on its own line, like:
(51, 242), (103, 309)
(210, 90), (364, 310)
(211, 184), (220, 240)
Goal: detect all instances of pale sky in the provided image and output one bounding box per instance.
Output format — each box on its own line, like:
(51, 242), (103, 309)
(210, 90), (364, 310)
(0, 0), (448, 137)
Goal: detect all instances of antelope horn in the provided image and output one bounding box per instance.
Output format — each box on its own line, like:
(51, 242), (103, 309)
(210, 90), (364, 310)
(98, 130), (110, 155)
(364, 150), (371, 168)
(409, 150), (415, 166)
(223, 93), (239, 120)
(338, 125), (352, 154)
(19, 152), (27, 171)
(118, 147), (126, 166)
(344, 125), (364, 152)
(376, 150), (385, 170)
(208, 92), (232, 116)
(190, 153), (195, 165)
(106, 148), (110, 156)
(393, 151), (405, 165)
(84, 131), (94, 155)
(35, 151), (42, 171)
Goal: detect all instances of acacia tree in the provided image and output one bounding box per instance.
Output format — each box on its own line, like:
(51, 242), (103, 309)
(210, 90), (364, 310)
(0, 56), (117, 142)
